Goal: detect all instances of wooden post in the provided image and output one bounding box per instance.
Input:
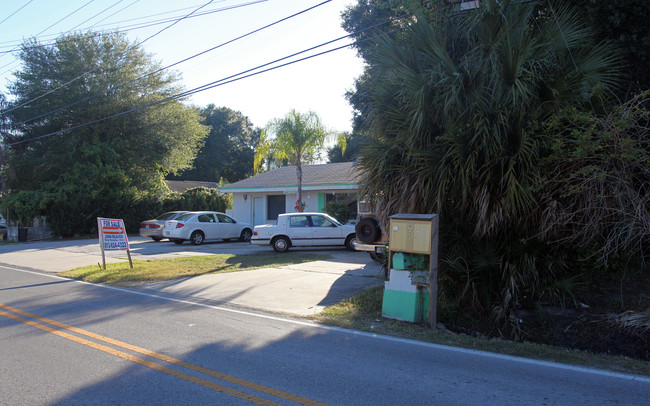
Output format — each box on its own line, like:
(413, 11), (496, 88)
(126, 249), (134, 269)
(428, 215), (440, 329)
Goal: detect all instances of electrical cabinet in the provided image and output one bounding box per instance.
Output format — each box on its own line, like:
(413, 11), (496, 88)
(382, 214), (439, 325)
(389, 219), (432, 254)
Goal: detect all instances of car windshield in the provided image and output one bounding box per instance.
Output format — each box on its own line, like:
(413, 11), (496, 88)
(156, 212), (180, 221)
(325, 216), (343, 226)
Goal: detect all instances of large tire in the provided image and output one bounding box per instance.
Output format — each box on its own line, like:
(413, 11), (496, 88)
(239, 228), (252, 242)
(345, 234), (357, 251)
(356, 217), (380, 243)
(272, 236), (290, 252)
(190, 231), (204, 245)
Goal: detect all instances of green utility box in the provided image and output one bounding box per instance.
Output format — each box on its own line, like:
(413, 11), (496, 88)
(382, 269), (430, 323)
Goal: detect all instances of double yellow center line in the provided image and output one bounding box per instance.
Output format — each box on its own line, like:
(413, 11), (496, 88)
(0, 303), (329, 406)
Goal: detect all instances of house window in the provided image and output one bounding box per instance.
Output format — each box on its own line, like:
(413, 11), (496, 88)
(267, 195), (286, 220)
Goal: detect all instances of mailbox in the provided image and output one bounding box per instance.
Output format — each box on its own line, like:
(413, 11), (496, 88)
(389, 218), (433, 254)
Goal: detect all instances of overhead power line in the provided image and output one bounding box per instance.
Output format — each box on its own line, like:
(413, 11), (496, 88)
(2, 0), (229, 116)
(6, 12), (400, 146)
(0, 0), (35, 27)
(66, 0), (127, 33)
(0, 0), (96, 70)
(5, 0), (329, 126)
(0, 2), (241, 52)
(4, 3), (399, 147)
(7, 39), (355, 146)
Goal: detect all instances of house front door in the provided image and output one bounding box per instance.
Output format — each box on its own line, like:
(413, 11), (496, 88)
(253, 197), (264, 225)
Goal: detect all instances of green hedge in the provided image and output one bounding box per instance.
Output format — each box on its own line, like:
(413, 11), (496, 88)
(1, 186), (230, 236)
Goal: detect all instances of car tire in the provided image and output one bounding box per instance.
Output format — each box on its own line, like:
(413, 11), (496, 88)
(356, 217), (380, 244)
(173, 239), (184, 245)
(239, 228), (252, 242)
(272, 236), (290, 253)
(190, 231), (204, 245)
(345, 234), (357, 251)
(151, 237), (163, 242)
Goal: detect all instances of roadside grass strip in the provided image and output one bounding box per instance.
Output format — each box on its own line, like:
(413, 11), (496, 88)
(59, 252), (329, 285)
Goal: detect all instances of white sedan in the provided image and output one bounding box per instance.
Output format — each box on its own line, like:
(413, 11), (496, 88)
(163, 211), (253, 245)
(251, 212), (357, 252)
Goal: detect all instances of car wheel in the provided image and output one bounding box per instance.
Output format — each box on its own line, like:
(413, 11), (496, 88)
(239, 228), (252, 242)
(173, 239), (184, 245)
(190, 231), (204, 245)
(272, 236), (290, 253)
(345, 234), (357, 251)
(151, 237), (163, 242)
(356, 217), (380, 244)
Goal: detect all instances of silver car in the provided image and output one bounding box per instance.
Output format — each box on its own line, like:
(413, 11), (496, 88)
(139, 211), (187, 241)
(163, 211), (253, 245)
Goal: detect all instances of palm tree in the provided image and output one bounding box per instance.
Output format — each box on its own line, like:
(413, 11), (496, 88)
(254, 110), (344, 211)
(353, 0), (621, 315)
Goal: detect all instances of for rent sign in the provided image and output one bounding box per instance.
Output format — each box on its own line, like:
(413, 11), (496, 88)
(97, 217), (133, 269)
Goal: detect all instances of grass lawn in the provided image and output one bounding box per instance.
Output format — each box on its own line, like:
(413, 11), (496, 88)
(59, 252), (329, 286)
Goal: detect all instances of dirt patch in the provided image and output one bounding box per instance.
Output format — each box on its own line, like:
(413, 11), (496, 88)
(448, 269), (650, 361)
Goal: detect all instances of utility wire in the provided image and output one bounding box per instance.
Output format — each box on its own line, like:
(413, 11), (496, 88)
(0, 0), (96, 69)
(0, 1), (98, 74)
(0, 0), (35, 27)
(0, 2), (236, 51)
(0, 1), (237, 76)
(87, 0), (141, 29)
(135, 0), (216, 47)
(0, 2), (251, 80)
(6, 14), (399, 146)
(2, 0), (227, 116)
(7, 0), (330, 125)
(66, 0), (126, 33)
(7, 41), (355, 146)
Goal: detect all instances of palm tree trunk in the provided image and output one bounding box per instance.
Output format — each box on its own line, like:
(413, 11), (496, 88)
(296, 160), (303, 211)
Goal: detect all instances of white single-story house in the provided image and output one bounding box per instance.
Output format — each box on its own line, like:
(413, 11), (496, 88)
(219, 162), (359, 225)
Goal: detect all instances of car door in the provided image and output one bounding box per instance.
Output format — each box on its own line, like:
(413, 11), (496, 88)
(216, 213), (238, 239)
(196, 213), (219, 240)
(287, 215), (312, 246)
(310, 214), (344, 246)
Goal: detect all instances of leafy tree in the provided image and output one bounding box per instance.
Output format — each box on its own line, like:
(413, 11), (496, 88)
(254, 110), (344, 211)
(169, 105), (261, 183)
(0, 31), (208, 234)
(346, 0), (622, 318)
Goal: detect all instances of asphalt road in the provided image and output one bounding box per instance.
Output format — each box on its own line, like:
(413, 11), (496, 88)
(2, 264), (649, 405)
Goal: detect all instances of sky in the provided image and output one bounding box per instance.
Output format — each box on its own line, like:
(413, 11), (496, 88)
(0, 0), (366, 133)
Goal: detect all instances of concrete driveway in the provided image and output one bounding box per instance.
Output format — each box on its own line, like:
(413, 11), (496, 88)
(0, 236), (385, 316)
